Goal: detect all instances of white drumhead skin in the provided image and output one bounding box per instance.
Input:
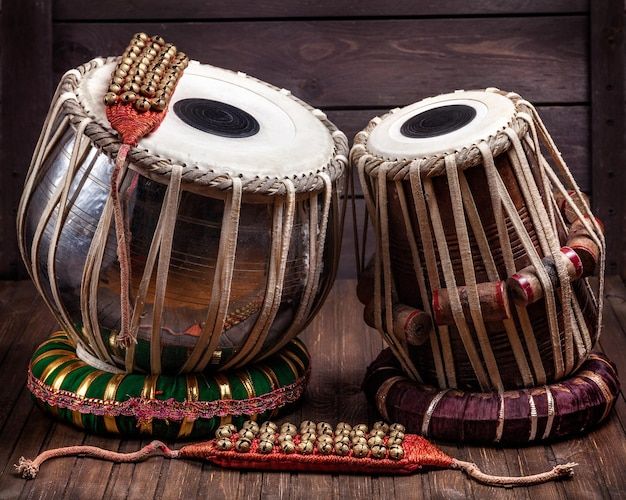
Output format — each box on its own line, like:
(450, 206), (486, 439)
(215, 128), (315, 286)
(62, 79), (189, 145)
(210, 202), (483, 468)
(77, 60), (334, 178)
(367, 90), (516, 160)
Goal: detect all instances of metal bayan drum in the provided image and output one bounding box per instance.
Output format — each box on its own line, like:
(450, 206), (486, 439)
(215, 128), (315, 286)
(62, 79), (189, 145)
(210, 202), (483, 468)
(18, 57), (348, 374)
(353, 88), (605, 392)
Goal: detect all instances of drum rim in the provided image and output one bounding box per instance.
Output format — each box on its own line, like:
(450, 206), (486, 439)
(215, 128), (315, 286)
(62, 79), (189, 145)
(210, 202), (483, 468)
(350, 88), (532, 180)
(59, 57), (349, 196)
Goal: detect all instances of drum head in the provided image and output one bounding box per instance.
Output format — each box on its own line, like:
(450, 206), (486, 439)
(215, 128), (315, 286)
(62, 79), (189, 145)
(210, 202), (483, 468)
(367, 90), (516, 160)
(77, 60), (335, 178)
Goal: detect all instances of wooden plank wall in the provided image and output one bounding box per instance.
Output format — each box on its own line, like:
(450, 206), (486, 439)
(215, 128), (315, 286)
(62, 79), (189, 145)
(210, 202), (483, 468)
(1, 0), (624, 279)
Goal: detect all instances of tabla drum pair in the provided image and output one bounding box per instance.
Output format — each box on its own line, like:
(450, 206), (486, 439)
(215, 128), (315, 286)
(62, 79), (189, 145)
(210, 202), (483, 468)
(356, 89), (619, 444)
(18, 39), (348, 437)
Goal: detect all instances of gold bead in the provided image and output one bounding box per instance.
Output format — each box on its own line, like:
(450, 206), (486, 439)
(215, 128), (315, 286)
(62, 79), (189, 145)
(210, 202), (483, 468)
(121, 91), (137, 103)
(140, 84), (156, 97)
(300, 425), (316, 436)
(388, 445), (404, 460)
(258, 432), (275, 443)
(352, 436), (367, 446)
(128, 51), (138, 60)
(298, 441), (314, 455)
(131, 46), (142, 55)
(354, 424), (369, 433)
(335, 422), (352, 435)
(135, 32), (149, 41)
(353, 442), (369, 458)
(280, 440), (296, 454)
(122, 57), (133, 65)
(215, 426), (233, 439)
(235, 439), (251, 453)
(300, 432), (316, 443)
(350, 429), (366, 439)
(334, 435), (350, 446)
(139, 60), (150, 69)
(108, 83), (121, 93)
(153, 35), (165, 46)
(317, 442), (333, 455)
(317, 422), (333, 435)
(112, 76), (124, 85)
(335, 442), (350, 456)
(387, 436), (403, 447)
(260, 421), (278, 433)
(280, 423), (297, 436)
(133, 39), (146, 49)
(238, 429), (255, 441)
(103, 92), (118, 106)
(134, 97), (151, 112)
(242, 421), (259, 434)
(148, 48), (157, 58)
(367, 436), (383, 447)
(216, 437), (233, 451)
(115, 69), (128, 79)
(373, 421), (389, 434)
(133, 75), (143, 84)
(150, 97), (167, 111)
(299, 419), (315, 431)
(369, 429), (386, 440)
(119, 63), (130, 72)
(277, 434), (293, 444)
(122, 82), (133, 91)
(259, 440), (273, 454)
(370, 444), (386, 459)
(389, 423), (406, 433)
(131, 82), (141, 93)
(389, 430), (405, 441)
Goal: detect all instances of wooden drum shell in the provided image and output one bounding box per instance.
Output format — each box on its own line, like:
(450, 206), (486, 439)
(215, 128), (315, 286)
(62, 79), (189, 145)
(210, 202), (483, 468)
(383, 143), (598, 391)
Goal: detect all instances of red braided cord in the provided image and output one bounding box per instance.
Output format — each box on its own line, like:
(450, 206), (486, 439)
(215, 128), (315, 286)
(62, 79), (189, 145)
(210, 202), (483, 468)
(105, 104), (168, 346)
(179, 434), (453, 475)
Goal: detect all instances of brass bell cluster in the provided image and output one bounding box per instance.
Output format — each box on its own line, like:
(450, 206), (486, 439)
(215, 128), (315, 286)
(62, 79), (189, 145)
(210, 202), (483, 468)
(103, 32), (189, 112)
(214, 420), (407, 460)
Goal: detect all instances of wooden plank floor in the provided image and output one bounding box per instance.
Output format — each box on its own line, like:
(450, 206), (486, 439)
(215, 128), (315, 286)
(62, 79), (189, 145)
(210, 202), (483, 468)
(0, 278), (625, 499)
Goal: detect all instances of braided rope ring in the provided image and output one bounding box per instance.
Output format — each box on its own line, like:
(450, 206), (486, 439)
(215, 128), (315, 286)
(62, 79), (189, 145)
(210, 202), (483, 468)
(363, 348), (619, 445)
(29, 331), (310, 440)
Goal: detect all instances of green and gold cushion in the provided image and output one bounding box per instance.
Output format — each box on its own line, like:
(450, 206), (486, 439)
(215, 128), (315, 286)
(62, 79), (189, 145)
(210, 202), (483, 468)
(28, 331), (310, 440)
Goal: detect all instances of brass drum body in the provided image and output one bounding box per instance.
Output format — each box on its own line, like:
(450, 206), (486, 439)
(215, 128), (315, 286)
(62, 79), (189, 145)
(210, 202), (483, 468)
(19, 58), (348, 374)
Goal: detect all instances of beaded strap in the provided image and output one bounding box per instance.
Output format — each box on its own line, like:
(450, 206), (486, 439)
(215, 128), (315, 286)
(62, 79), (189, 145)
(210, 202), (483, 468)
(16, 419), (577, 487)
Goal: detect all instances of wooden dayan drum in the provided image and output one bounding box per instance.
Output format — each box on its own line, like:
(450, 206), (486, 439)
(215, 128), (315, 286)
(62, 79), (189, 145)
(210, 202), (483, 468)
(353, 88), (615, 442)
(17, 56), (348, 376)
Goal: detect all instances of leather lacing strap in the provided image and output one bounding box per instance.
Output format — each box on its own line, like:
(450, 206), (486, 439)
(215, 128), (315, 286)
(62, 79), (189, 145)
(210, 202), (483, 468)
(46, 119), (93, 350)
(149, 165), (184, 373)
(181, 177), (243, 373)
(18, 89), (83, 346)
(409, 163), (451, 388)
(369, 162), (420, 381)
(218, 179), (296, 371)
(445, 154), (502, 390)
(260, 172), (334, 360)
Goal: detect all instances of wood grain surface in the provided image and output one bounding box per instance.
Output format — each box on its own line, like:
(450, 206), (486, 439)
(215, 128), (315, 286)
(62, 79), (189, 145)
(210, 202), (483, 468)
(53, 0), (590, 20)
(53, 17), (588, 106)
(0, 277), (625, 499)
